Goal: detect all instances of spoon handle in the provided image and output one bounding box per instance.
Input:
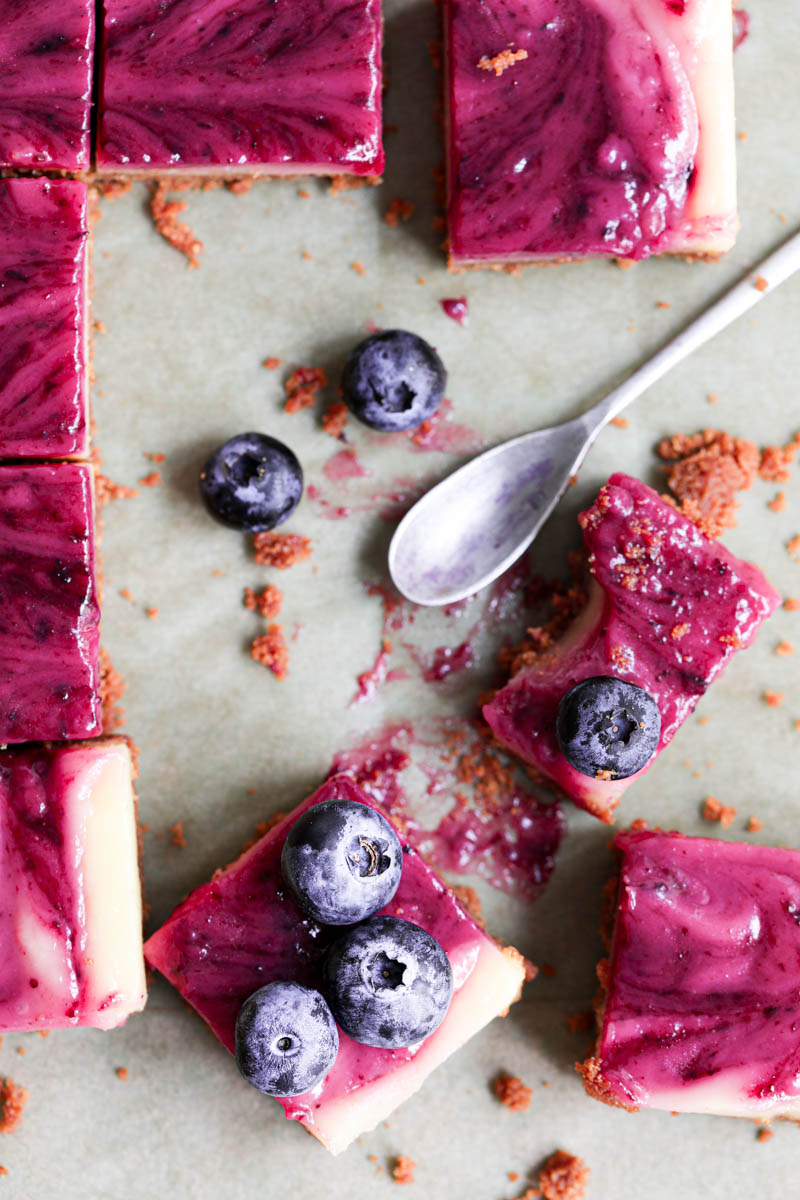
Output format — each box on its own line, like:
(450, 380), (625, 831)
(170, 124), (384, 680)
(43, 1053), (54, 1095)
(585, 227), (800, 433)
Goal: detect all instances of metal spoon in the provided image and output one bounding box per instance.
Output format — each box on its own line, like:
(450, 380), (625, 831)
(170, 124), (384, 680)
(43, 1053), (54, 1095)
(389, 229), (800, 607)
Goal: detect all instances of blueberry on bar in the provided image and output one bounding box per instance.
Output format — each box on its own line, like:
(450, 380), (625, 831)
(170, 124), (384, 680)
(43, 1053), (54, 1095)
(97, 0), (384, 177)
(444, 0), (738, 265)
(0, 179), (90, 461)
(281, 799), (403, 925)
(0, 0), (95, 172)
(483, 474), (779, 823)
(236, 982), (339, 1098)
(0, 463), (101, 745)
(145, 775), (527, 1154)
(582, 829), (800, 1120)
(323, 916), (453, 1049)
(0, 738), (146, 1033)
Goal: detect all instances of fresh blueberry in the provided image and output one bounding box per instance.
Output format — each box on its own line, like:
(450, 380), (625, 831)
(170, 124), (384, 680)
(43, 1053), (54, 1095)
(322, 915), (453, 1049)
(234, 981), (339, 1097)
(200, 432), (302, 531)
(281, 800), (403, 925)
(556, 676), (661, 779)
(341, 330), (446, 432)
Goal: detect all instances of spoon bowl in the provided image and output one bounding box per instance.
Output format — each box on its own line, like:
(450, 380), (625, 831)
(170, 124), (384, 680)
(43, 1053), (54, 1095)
(388, 417), (589, 606)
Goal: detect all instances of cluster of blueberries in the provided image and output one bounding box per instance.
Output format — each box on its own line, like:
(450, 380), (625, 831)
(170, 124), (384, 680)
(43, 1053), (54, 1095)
(235, 800), (454, 1098)
(199, 329), (447, 533)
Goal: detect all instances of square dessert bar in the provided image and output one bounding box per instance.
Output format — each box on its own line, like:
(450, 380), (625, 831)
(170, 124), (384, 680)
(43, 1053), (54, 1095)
(97, 0), (384, 177)
(444, 0), (737, 265)
(0, 463), (101, 744)
(0, 179), (90, 461)
(145, 775), (527, 1155)
(0, 737), (146, 1033)
(582, 829), (800, 1120)
(483, 475), (779, 823)
(0, 0), (94, 171)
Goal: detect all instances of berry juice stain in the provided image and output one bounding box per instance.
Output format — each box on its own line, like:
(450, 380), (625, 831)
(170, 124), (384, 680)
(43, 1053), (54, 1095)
(330, 720), (564, 902)
(440, 297), (469, 327)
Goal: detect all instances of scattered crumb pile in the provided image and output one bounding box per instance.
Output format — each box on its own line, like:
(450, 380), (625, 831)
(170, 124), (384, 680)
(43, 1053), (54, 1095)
(391, 1156), (417, 1185)
(511, 1150), (590, 1200)
(0, 1078), (27, 1134)
(494, 1072), (533, 1112)
(659, 428), (798, 538)
(252, 532), (312, 569)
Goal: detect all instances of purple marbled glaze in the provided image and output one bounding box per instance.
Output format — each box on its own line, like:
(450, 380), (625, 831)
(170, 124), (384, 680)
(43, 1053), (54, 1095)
(484, 475), (779, 822)
(0, 464), (101, 744)
(98, 0), (384, 173)
(445, 0), (699, 261)
(0, 0), (94, 171)
(597, 830), (800, 1114)
(0, 179), (89, 461)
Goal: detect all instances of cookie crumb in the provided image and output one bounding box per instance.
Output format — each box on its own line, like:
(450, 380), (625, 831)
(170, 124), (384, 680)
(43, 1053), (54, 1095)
(322, 401), (349, 439)
(784, 597), (800, 611)
(535, 1149), (590, 1200)
(768, 491), (788, 512)
(776, 640), (794, 657)
(391, 1156), (417, 1185)
(253, 532), (312, 568)
(251, 627), (290, 680)
(477, 47), (528, 76)
(656, 300), (671, 310)
(263, 356), (283, 370)
(243, 585), (283, 619)
(788, 535), (800, 561)
(609, 416), (628, 429)
(658, 429), (759, 538)
(351, 259), (366, 276)
(99, 647), (127, 732)
(385, 199), (415, 227)
(145, 607), (159, 620)
(115, 1067), (129, 1082)
(138, 471), (162, 488)
(759, 443), (796, 483)
(702, 795), (737, 827)
(756, 1127), (773, 1143)
(566, 1010), (595, 1035)
(753, 275), (769, 292)
(493, 1072), (533, 1113)
(95, 473), (139, 506)
(170, 821), (187, 848)
(0, 1079), (27, 1133)
(284, 366), (328, 413)
(150, 182), (203, 268)
(764, 691), (785, 707)
(746, 816), (763, 833)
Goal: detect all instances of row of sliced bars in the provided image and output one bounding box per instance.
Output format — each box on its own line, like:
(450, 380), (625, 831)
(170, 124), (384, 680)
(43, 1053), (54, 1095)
(0, 0), (384, 178)
(1, 0), (740, 262)
(0, 171), (147, 1031)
